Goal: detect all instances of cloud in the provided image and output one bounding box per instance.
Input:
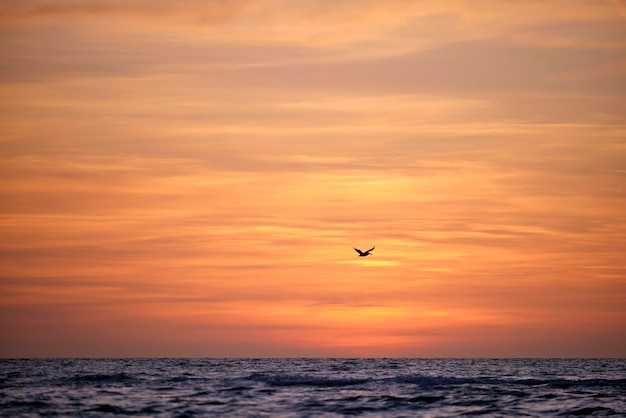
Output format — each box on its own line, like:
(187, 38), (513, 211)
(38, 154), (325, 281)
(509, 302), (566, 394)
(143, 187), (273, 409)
(607, 0), (626, 16)
(0, 0), (242, 26)
(1, 0), (623, 52)
(218, 40), (626, 97)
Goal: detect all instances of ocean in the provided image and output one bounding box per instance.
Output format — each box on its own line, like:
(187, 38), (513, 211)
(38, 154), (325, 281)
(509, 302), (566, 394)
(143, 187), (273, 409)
(1, 358), (624, 416)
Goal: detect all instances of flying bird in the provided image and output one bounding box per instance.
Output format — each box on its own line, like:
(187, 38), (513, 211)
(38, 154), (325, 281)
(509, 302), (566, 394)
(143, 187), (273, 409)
(354, 246), (375, 257)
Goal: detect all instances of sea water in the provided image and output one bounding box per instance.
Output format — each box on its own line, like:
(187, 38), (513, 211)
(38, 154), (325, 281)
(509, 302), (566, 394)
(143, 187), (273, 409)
(1, 358), (624, 416)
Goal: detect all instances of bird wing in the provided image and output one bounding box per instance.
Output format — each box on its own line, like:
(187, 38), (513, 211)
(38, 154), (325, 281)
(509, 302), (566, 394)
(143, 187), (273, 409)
(366, 246), (375, 253)
(354, 248), (364, 255)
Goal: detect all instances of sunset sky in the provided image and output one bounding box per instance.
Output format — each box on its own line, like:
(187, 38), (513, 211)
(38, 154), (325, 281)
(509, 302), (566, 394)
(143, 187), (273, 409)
(1, 0), (625, 358)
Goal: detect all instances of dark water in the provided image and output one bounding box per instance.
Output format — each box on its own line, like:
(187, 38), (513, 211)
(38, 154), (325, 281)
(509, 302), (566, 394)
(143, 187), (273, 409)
(1, 358), (625, 416)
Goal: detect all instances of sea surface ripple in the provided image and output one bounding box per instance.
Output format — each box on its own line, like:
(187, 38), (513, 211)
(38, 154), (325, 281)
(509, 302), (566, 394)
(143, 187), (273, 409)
(1, 358), (625, 416)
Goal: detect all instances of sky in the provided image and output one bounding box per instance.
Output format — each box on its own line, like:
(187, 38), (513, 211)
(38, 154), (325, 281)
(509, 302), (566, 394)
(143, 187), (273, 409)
(1, 0), (625, 358)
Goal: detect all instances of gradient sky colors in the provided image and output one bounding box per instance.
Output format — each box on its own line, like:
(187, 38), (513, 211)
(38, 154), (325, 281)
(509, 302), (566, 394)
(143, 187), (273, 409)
(1, 0), (625, 358)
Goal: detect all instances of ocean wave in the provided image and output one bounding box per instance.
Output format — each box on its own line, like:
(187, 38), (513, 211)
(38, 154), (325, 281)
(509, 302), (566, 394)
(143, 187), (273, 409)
(247, 372), (626, 390)
(249, 372), (370, 387)
(60, 372), (140, 385)
(512, 377), (626, 389)
(556, 406), (619, 416)
(392, 375), (483, 385)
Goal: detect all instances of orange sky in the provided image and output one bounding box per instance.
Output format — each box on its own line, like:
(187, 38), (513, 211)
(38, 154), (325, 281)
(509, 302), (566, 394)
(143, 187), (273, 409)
(1, 0), (625, 358)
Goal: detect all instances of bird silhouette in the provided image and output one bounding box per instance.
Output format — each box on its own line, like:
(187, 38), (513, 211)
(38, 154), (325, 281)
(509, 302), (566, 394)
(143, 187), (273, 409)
(354, 246), (375, 257)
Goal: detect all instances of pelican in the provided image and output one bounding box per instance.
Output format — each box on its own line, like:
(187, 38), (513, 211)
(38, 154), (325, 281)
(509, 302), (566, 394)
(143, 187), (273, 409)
(354, 246), (375, 257)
